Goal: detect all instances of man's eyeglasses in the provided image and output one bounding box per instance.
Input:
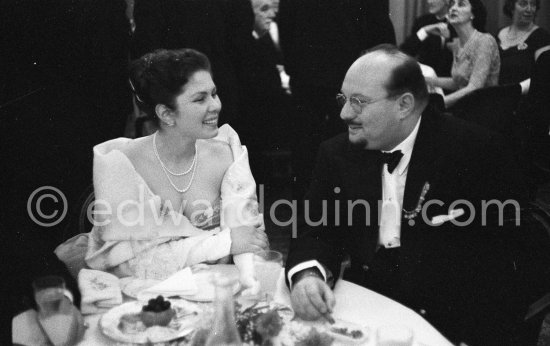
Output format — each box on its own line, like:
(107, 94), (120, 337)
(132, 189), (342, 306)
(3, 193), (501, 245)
(336, 93), (393, 113)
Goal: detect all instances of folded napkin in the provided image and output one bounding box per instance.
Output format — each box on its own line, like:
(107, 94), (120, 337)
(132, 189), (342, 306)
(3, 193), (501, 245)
(78, 269), (122, 315)
(137, 267), (198, 301)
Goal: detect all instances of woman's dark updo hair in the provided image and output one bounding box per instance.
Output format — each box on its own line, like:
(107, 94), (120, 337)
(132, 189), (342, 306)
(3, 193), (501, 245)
(129, 48), (212, 125)
(503, 0), (539, 18)
(468, 0), (488, 32)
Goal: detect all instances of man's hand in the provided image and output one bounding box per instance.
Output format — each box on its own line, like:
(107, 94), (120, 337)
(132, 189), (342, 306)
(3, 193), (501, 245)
(290, 276), (336, 320)
(422, 22), (450, 39)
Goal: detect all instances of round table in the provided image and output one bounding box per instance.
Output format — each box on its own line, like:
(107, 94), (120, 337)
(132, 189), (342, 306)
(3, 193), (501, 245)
(78, 270), (453, 346)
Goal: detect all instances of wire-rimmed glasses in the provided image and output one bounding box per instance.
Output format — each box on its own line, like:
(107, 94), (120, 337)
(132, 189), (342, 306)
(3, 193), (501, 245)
(336, 93), (393, 113)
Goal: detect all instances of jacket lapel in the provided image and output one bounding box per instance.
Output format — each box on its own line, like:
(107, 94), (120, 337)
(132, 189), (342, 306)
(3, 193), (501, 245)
(344, 142), (382, 262)
(402, 109), (441, 215)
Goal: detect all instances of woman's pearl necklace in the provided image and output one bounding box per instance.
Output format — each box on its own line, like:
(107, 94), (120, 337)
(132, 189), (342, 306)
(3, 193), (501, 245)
(153, 132), (198, 193)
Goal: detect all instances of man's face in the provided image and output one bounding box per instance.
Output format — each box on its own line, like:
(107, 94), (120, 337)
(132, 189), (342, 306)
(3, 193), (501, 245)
(427, 0), (450, 17)
(339, 54), (401, 151)
(252, 0), (275, 36)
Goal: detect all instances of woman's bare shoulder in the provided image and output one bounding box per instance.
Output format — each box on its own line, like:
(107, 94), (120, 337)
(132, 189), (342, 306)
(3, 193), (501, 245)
(120, 136), (153, 163)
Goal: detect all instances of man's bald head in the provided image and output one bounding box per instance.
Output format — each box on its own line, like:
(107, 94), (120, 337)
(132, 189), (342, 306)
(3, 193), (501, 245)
(357, 45), (430, 112)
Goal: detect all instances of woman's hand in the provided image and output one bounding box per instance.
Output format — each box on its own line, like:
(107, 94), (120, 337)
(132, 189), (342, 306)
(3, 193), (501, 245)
(423, 22), (450, 39)
(229, 225), (268, 255)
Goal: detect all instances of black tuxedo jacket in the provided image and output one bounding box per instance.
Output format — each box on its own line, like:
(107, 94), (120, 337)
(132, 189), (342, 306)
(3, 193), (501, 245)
(400, 14), (455, 77)
(286, 106), (533, 345)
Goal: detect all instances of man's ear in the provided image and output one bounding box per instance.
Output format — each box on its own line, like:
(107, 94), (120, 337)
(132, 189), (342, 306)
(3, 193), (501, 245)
(155, 104), (176, 127)
(398, 93), (415, 118)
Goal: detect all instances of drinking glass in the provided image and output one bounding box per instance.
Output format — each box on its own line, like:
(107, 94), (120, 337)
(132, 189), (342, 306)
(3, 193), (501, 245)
(33, 276), (83, 346)
(376, 325), (414, 346)
(253, 250), (283, 301)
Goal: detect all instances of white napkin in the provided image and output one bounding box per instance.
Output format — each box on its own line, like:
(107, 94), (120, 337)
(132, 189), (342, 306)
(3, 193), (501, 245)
(78, 269), (122, 315)
(137, 267), (198, 300)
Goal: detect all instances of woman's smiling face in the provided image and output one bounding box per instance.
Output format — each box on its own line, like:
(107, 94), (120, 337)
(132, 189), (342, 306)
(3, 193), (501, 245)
(170, 70), (222, 139)
(512, 0), (537, 26)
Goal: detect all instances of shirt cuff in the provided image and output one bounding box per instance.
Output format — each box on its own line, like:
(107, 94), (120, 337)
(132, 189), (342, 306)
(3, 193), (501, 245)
(416, 28), (428, 41)
(287, 260), (327, 289)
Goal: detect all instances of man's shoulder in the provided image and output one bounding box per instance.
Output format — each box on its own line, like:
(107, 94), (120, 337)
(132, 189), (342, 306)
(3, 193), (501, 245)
(319, 132), (350, 154)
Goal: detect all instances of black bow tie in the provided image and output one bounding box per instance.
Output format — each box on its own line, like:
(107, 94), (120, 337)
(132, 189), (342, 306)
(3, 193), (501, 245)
(380, 150), (403, 174)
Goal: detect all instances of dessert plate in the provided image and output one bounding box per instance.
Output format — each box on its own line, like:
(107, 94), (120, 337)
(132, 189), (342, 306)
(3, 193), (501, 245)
(99, 299), (202, 344)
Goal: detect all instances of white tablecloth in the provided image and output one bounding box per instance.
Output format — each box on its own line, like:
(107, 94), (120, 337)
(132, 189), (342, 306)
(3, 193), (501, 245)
(77, 270), (452, 346)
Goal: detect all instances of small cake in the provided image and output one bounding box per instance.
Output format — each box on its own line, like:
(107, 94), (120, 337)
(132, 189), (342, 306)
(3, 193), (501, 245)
(140, 296), (176, 327)
(119, 313), (146, 334)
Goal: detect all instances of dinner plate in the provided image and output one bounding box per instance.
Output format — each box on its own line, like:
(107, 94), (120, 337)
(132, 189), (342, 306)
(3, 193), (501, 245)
(99, 299), (202, 344)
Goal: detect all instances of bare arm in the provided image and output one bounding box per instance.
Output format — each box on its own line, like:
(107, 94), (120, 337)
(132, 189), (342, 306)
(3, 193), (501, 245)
(443, 83), (478, 108)
(425, 76), (458, 91)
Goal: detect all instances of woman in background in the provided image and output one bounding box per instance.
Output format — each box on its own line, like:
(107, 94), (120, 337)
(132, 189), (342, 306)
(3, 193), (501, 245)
(497, 0), (550, 87)
(424, 0), (500, 108)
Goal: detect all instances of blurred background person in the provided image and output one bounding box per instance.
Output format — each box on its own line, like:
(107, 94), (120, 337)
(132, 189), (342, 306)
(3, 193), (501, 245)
(238, 0), (292, 184)
(401, 0), (456, 77)
(496, 0), (550, 87)
(425, 0), (499, 109)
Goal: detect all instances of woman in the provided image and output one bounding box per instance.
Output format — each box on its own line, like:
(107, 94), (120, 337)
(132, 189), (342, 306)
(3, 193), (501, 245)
(84, 49), (268, 283)
(424, 0), (500, 108)
(497, 0), (550, 86)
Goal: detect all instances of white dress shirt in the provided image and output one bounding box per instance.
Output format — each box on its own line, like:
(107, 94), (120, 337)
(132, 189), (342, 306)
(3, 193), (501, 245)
(288, 117), (422, 284)
(379, 117), (421, 248)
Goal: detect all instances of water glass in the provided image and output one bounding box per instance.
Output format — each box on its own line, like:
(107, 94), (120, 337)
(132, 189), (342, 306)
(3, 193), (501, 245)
(33, 276), (83, 346)
(253, 250), (283, 301)
(376, 325), (414, 346)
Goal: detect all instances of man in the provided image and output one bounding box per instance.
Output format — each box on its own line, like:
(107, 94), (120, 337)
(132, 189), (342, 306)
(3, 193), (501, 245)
(242, 0), (292, 182)
(400, 0), (455, 77)
(286, 45), (539, 345)
(278, 0), (395, 198)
